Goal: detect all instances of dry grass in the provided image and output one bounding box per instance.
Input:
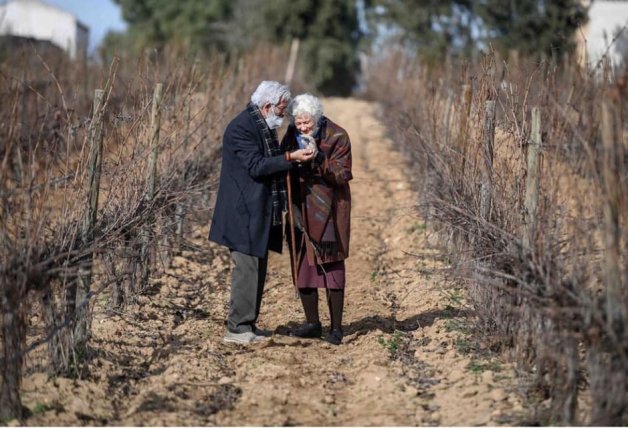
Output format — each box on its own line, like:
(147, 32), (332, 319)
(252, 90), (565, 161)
(0, 43), (292, 420)
(366, 49), (627, 425)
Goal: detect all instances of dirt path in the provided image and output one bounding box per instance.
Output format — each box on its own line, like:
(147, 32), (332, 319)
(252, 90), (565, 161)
(20, 98), (525, 426)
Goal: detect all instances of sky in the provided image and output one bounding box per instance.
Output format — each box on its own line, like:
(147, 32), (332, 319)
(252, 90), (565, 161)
(40, 0), (127, 53)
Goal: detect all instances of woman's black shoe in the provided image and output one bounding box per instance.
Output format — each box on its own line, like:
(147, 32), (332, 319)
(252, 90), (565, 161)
(289, 322), (322, 338)
(324, 328), (343, 345)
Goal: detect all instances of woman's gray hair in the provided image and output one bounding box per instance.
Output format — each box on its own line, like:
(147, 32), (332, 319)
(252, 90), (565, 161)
(288, 93), (324, 123)
(250, 81), (291, 108)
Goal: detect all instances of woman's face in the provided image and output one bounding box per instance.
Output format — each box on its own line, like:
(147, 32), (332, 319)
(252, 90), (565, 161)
(295, 114), (315, 136)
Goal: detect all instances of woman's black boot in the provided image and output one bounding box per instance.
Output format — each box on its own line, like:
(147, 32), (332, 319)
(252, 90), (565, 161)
(290, 288), (322, 338)
(290, 321), (322, 338)
(324, 328), (343, 345)
(325, 289), (344, 345)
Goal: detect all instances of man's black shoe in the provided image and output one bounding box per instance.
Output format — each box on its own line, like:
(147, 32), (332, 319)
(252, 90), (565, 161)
(289, 322), (322, 338)
(324, 328), (343, 345)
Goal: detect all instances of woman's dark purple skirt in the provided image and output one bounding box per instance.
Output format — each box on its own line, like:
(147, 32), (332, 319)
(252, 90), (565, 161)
(296, 251), (345, 289)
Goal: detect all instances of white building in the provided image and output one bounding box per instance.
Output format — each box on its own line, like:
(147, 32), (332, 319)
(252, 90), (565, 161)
(577, 0), (628, 68)
(0, 0), (89, 59)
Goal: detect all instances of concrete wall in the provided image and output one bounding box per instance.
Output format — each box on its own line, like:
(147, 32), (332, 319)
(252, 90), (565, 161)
(0, 0), (89, 59)
(75, 23), (89, 59)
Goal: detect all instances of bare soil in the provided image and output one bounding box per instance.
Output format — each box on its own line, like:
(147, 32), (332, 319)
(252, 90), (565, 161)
(18, 98), (526, 426)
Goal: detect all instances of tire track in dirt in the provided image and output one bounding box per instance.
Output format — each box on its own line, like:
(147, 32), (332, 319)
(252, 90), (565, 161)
(19, 97), (525, 426)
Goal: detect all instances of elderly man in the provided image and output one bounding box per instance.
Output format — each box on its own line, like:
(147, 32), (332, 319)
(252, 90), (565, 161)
(209, 81), (315, 344)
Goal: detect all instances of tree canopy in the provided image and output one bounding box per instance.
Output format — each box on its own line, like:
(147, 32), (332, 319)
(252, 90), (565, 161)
(111, 0), (233, 52)
(476, 0), (587, 59)
(370, 0), (477, 62)
(262, 0), (361, 96)
(106, 0), (590, 95)
(372, 0), (587, 62)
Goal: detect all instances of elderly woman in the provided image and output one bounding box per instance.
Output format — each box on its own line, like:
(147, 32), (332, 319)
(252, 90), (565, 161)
(282, 94), (352, 345)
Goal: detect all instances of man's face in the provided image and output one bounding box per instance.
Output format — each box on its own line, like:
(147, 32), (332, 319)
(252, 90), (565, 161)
(262, 99), (289, 119)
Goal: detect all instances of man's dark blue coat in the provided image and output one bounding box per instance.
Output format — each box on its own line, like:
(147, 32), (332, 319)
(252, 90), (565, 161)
(208, 108), (291, 258)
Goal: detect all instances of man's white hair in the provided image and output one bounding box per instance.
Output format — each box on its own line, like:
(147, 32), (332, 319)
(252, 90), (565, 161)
(250, 81), (291, 108)
(288, 93), (324, 123)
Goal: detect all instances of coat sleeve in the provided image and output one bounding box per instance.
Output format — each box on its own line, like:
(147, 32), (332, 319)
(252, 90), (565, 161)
(280, 129), (301, 172)
(231, 123), (291, 179)
(317, 132), (353, 187)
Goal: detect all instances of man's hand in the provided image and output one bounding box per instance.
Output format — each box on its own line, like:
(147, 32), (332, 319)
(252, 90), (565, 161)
(290, 148), (315, 163)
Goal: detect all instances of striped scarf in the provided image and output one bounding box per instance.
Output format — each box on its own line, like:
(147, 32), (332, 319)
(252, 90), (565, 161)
(247, 102), (287, 226)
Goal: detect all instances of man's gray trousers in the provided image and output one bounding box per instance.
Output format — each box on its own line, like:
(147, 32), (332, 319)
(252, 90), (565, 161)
(227, 250), (268, 333)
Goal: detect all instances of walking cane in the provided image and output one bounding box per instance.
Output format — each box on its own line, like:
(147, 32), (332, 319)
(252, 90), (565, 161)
(286, 168), (299, 299)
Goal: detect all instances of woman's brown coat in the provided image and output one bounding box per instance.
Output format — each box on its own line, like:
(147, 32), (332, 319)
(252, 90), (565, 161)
(282, 116), (352, 265)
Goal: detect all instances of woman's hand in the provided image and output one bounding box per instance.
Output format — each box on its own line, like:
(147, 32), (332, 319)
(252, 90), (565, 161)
(302, 135), (318, 157)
